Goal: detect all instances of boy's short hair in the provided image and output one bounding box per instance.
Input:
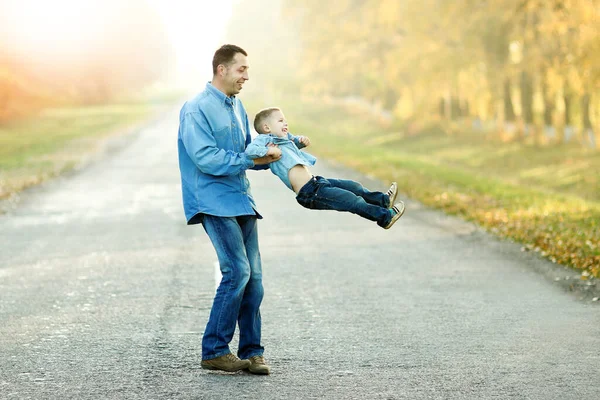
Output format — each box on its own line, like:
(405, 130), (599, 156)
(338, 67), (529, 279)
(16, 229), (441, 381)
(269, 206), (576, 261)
(212, 44), (247, 75)
(253, 107), (281, 134)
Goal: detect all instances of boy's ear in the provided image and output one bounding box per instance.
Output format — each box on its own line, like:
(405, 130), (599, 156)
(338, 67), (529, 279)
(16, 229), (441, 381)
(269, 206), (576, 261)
(262, 123), (271, 133)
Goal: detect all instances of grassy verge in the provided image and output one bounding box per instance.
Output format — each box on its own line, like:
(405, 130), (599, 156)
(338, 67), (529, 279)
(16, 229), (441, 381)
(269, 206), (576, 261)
(0, 101), (172, 200)
(254, 99), (600, 277)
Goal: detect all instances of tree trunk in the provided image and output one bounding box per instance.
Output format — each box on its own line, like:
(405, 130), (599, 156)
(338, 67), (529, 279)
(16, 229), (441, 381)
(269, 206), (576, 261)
(564, 81), (576, 144)
(521, 71), (534, 141)
(532, 70), (545, 146)
(582, 92), (592, 147)
(590, 93), (600, 150)
(510, 73), (525, 141)
(504, 79), (515, 122)
(444, 87), (452, 121)
(542, 75), (554, 141)
(496, 93), (506, 139)
(553, 78), (566, 145)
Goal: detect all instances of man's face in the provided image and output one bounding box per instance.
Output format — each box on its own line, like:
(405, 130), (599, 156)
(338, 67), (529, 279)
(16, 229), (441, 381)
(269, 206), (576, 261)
(222, 52), (249, 96)
(266, 110), (288, 137)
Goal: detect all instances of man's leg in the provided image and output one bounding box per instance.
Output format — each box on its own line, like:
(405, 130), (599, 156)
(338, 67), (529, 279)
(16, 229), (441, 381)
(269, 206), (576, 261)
(326, 178), (388, 207)
(236, 215), (271, 375)
(236, 215), (265, 359)
(201, 215), (251, 361)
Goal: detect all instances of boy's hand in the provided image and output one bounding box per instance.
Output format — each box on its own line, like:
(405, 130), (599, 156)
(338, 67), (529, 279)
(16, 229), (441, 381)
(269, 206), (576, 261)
(253, 145), (282, 165)
(298, 136), (311, 147)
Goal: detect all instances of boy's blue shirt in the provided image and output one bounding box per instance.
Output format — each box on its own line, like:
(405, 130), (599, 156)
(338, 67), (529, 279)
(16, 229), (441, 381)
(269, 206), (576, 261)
(245, 133), (317, 191)
(177, 82), (267, 224)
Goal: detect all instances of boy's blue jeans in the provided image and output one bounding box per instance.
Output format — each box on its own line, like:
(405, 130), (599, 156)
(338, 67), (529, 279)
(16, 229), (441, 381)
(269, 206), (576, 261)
(201, 214), (264, 360)
(296, 176), (392, 227)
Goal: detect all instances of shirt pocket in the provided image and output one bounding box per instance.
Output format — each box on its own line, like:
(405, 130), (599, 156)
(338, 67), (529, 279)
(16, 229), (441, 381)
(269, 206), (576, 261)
(213, 126), (232, 149)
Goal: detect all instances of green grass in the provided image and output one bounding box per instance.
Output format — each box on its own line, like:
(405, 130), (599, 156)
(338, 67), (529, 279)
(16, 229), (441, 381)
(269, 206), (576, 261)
(253, 99), (600, 277)
(0, 103), (167, 199)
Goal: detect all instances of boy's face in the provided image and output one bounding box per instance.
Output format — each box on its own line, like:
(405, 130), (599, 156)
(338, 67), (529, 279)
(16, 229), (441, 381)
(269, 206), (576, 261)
(265, 110), (288, 137)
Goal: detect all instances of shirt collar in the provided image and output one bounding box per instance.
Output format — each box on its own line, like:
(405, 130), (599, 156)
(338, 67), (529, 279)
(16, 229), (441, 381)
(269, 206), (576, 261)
(269, 134), (290, 141)
(206, 81), (236, 106)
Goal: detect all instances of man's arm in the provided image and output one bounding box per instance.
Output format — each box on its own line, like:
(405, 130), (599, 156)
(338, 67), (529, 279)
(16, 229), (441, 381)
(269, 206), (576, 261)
(180, 111), (255, 176)
(245, 135), (271, 158)
(249, 162), (270, 171)
(245, 136), (282, 167)
(254, 146), (282, 165)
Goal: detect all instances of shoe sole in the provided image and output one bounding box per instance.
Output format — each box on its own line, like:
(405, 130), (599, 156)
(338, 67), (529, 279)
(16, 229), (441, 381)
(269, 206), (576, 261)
(201, 362), (250, 372)
(247, 366), (270, 375)
(387, 182), (398, 208)
(384, 201), (405, 230)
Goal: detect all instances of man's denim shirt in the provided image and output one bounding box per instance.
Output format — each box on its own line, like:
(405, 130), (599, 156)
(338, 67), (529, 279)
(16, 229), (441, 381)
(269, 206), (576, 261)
(177, 82), (266, 224)
(245, 133), (317, 191)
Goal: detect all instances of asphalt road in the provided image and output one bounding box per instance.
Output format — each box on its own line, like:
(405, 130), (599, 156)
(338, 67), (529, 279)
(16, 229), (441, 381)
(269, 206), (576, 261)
(1, 111), (599, 400)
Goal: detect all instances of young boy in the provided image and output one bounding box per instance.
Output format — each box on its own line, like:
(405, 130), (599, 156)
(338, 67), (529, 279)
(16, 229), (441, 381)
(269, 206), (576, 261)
(245, 107), (405, 229)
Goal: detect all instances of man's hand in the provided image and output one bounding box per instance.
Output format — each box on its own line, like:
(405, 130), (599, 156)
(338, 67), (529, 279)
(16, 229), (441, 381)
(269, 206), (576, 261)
(253, 145), (282, 165)
(298, 136), (311, 147)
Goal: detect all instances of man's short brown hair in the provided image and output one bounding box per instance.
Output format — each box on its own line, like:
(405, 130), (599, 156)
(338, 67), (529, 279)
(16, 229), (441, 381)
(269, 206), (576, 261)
(212, 44), (248, 75)
(253, 107), (281, 134)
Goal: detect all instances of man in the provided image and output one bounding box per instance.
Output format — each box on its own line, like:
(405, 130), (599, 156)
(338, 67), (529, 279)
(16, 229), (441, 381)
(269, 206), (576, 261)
(177, 44), (281, 375)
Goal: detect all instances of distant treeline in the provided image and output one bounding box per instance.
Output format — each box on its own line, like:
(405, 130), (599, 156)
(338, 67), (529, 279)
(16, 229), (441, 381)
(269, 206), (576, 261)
(0, 1), (172, 122)
(225, 0), (600, 147)
(289, 0), (600, 146)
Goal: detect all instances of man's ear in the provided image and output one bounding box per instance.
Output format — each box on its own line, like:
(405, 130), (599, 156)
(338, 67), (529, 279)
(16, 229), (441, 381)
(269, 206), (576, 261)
(217, 64), (226, 77)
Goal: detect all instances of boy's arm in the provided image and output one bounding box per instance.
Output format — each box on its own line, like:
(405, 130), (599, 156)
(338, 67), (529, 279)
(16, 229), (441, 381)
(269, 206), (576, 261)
(287, 132), (308, 149)
(245, 135), (272, 159)
(180, 111), (255, 176)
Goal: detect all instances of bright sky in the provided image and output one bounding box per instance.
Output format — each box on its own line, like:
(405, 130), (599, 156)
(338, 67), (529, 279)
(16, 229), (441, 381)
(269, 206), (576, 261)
(146, 0), (235, 86)
(1, 0), (234, 87)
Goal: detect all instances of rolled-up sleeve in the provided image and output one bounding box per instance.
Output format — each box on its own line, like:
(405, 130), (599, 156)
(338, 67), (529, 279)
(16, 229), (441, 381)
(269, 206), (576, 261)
(245, 135), (271, 159)
(181, 111), (254, 176)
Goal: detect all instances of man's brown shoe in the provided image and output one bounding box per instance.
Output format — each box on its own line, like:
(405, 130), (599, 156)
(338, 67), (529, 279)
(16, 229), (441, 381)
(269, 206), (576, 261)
(200, 353), (251, 372)
(247, 355), (270, 375)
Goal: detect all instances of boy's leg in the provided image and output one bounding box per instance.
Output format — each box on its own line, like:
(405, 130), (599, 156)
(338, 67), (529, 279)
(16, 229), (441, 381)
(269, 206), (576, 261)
(296, 176), (392, 227)
(326, 178), (389, 207)
(201, 215), (252, 360)
(236, 215), (265, 360)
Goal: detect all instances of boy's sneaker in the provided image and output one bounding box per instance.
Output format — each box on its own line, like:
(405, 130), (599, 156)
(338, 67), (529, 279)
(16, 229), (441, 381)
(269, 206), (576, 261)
(384, 201), (405, 230)
(386, 182), (398, 208)
(200, 353), (251, 372)
(247, 355), (271, 375)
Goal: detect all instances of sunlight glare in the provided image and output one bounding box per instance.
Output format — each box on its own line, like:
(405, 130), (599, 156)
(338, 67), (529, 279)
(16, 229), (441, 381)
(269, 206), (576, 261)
(145, 0), (234, 86)
(1, 0), (236, 91)
(2, 0), (108, 56)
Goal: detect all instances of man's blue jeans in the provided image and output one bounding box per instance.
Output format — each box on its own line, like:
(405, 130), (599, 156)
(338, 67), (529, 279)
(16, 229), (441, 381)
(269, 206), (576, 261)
(201, 214), (264, 360)
(296, 176), (392, 227)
